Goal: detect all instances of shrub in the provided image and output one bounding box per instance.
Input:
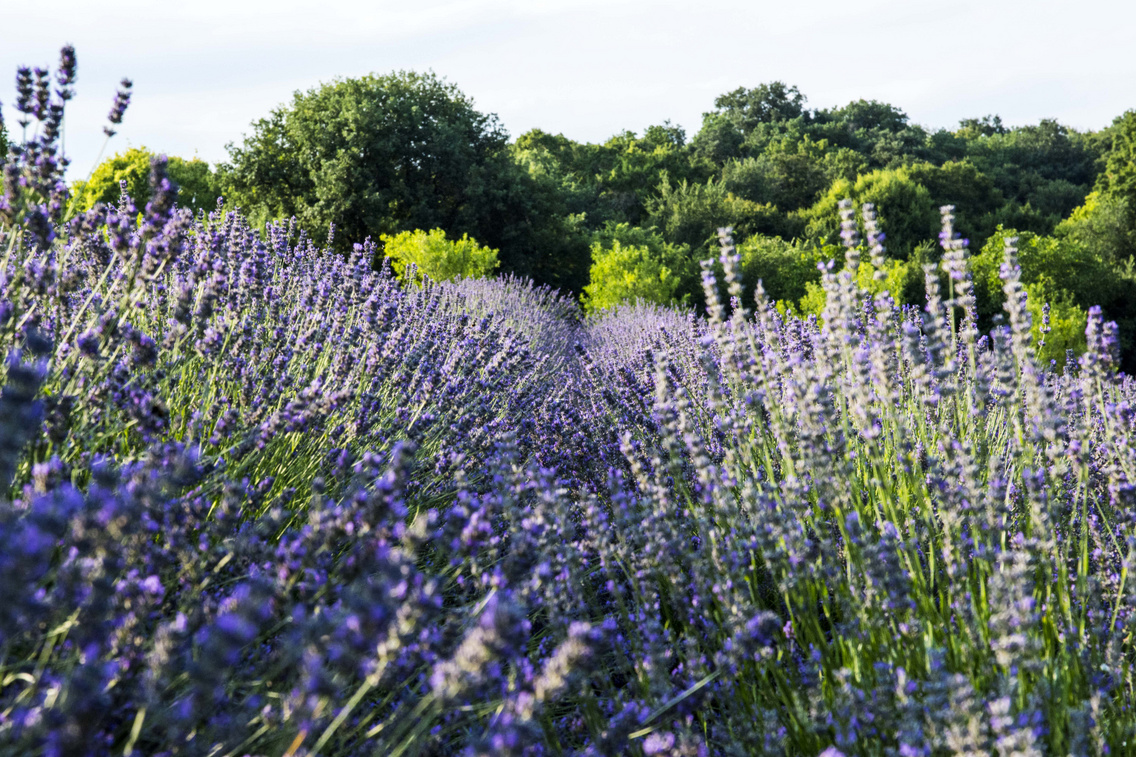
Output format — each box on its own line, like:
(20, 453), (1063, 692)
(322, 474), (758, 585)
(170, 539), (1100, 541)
(380, 227), (499, 283)
(804, 166), (939, 258)
(71, 146), (220, 214)
(580, 238), (683, 313)
(735, 234), (825, 308)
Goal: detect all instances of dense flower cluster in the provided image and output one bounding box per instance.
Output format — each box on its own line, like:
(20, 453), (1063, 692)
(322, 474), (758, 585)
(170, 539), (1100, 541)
(3, 48), (1136, 756)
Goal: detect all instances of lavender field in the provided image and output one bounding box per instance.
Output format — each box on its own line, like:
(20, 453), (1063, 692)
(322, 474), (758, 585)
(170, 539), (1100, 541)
(4, 50), (1136, 757)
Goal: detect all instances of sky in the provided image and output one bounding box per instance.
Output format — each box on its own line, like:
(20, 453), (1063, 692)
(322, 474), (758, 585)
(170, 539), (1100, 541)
(3, 0), (1134, 179)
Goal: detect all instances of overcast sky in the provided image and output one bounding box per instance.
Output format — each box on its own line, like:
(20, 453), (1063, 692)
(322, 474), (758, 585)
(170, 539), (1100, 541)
(3, 0), (1134, 178)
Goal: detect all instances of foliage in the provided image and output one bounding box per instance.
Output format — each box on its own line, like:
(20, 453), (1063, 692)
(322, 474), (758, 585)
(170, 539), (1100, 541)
(904, 159), (1003, 248)
(512, 123), (712, 231)
(580, 238), (683, 313)
(1096, 110), (1136, 201)
(220, 71), (586, 290)
(690, 81), (809, 164)
(961, 118), (1102, 231)
(734, 233), (825, 308)
(971, 226), (1104, 327)
(589, 220), (697, 301)
(804, 167), (939, 258)
(1055, 190), (1136, 262)
(647, 174), (801, 254)
(380, 227), (499, 284)
(1026, 280), (1087, 369)
(719, 141), (839, 212)
(71, 146), (221, 215)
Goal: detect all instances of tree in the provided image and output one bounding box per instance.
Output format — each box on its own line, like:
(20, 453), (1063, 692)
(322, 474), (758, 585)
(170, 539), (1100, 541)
(590, 221), (698, 303)
(721, 136), (864, 212)
(710, 82), (808, 132)
(823, 99), (908, 134)
(956, 115), (1008, 139)
(905, 160), (1003, 249)
(220, 71), (586, 290)
(1056, 191), (1136, 263)
(804, 168), (938, 259)
(381, 228), (499, 284)
(961, 119), (1102, 229)
(580, 239), (683, 314)
(71, 147), (220, 214)
(1096, 111), (1136, 201)
(647, 175), (801, 256)
(691, 82), (808, 165)
(735, 235), (825, 308)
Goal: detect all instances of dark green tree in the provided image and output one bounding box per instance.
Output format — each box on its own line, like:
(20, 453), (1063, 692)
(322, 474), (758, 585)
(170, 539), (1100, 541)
(710, 83), (809, 131)
(691, 82), (808, 165)
(221, 71), (588, 289)
(647, 174), (801, 256)
(1097, 111), (1136, 200)
(513, 123), (710, 230)
(960, 118), (1103, 231)
(956, 115), (1008, 139)
(905, 160), (1003, 248)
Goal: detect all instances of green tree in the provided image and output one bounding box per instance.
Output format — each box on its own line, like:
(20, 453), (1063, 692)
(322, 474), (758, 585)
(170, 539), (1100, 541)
(71, 147), (220, 214)
(804, 168), (938, 259)
(648, 175), (801, 256)
(691, 82), (808, 165)
(591, 221), (698, 302)
(1055, 191), (1136, 263)
(905, 160), (1003, 249)
(956, 115), (1008, 139)
(581, 239), (683, 314)
(720, 137), (844, 212)
(1026, 280), (1087, 369)
(735, 235), (825, 308)
(221, 71), (586, 289)
(970, 226), (1111, 332)
(1077, 111), (1136, 262)
(381, 228), (499, 284)
(1092, 110), (1136, 200)
(974, 226), (1136, 369)
(960, 118), (1102, 231)
(512, 124), (710, 230)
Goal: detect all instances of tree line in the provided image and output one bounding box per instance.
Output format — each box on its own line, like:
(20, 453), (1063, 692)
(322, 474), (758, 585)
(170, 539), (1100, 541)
(48, 72), (1136, 369)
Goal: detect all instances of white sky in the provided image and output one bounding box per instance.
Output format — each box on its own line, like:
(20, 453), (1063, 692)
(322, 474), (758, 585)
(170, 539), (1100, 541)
(3, 0), (1134, 179)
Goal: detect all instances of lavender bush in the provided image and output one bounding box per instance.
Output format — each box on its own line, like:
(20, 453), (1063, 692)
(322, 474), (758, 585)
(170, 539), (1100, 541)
(2, 48), (1136, 755)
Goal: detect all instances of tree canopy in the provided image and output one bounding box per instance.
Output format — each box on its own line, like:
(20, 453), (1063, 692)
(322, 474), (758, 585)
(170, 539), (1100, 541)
(71, 147), (220, 215)
(209, 71), (1136, 366)
(221, 71), (589, 290)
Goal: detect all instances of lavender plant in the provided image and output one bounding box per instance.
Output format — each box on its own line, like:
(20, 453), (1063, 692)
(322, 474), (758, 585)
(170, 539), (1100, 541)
(2, 48), (1136, 756)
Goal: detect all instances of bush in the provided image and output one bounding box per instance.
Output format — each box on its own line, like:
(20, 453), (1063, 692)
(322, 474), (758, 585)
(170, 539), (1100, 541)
(71, 147), (220, 214)
(1027, 280), (1087, 369)
(735, 234), (825, 308)
(804, 167), (939, 258)
(580, 238), (683, 313)
(380, 228), (499, 283)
